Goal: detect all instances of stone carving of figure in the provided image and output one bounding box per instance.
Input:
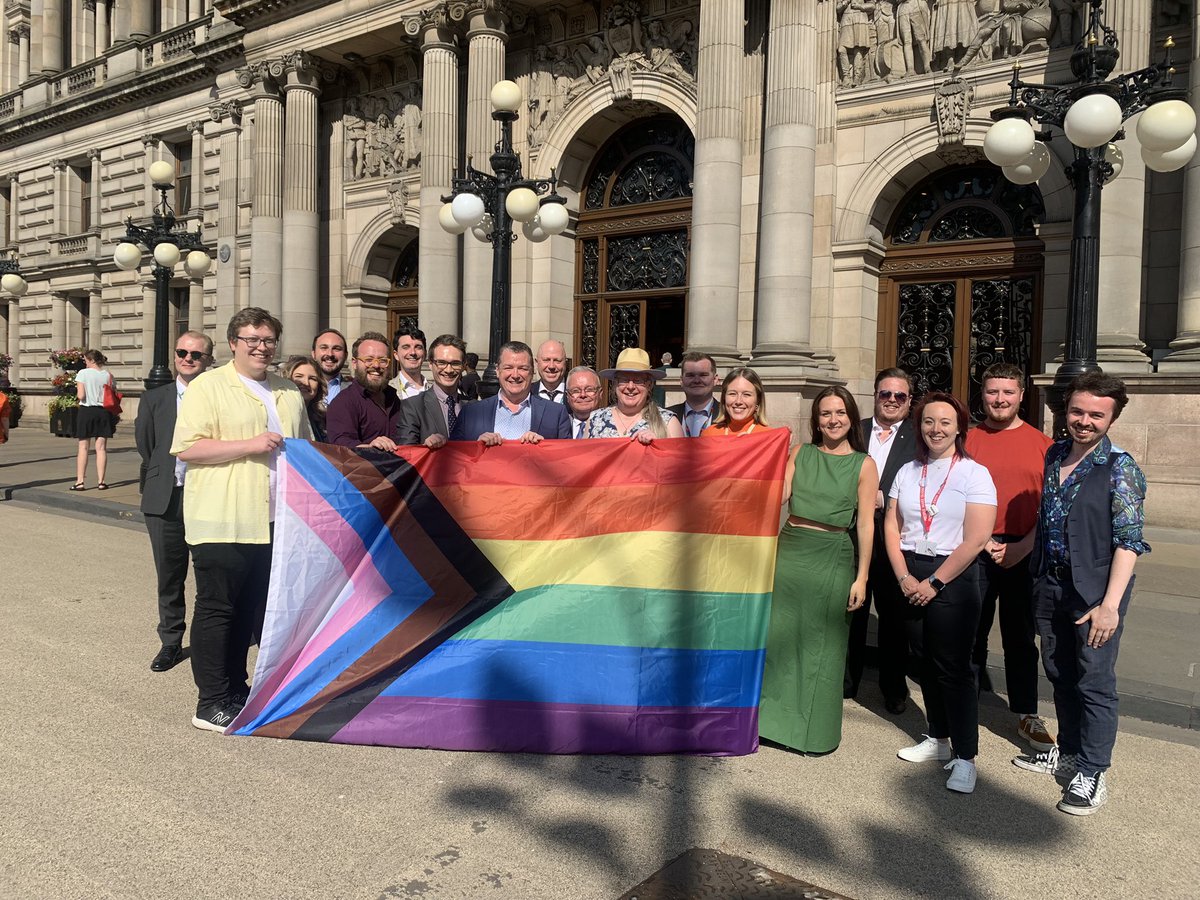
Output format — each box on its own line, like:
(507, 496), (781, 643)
(604, 1), (644, 60)
(529, 46), (554, 149)
(872, 1), (902, 81)
(344, 97), (369, 180)
(387, 180), (408, 224)
(955, 0), (1054, 71)
(931, 0), (980, 71)
(837, 0), (874, 87)
(895, 0), (933, 76)
(644, 20), (692, 82)
(366, 113), (395, 177)
(572, 35), (611, 93)
(550, 44), (580, 119)
(1049, 0), (1083, 47)
(399, 84), (422, 169)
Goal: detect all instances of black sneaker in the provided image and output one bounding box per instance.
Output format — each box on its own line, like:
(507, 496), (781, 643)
(191, 701), (238, 733)
(1058, 771), (1109, 816)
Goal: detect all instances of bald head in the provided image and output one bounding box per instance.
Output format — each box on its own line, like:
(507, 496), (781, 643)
(536, 339), (567, 391)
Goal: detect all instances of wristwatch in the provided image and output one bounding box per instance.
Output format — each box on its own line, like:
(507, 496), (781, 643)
(928, 575), (946, 594)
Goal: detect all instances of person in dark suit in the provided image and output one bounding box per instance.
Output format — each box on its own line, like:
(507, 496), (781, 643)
(398, 334), (471, 448)
(531, 339), (568, 404)
(667, 351), (719, 437)
(134, 331), (213, 672)
(459, 352), (481, 401)
(450, 340), (571, 443)
(564, 365), (603, 439)
(845, 366), (918, 713)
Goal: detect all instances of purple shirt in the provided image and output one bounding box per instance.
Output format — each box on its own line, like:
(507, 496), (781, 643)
(325, 383), (404, 448)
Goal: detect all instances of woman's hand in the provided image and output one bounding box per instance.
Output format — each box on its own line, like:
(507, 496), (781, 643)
(634, 431), (654, 444)
(907, 579), (938, 606)
(847, 578), (867, 612)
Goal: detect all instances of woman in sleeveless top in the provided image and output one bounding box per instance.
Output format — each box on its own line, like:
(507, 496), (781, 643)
(700, 367), (774, 437)
(759, 385), (879, 754)
(72, 349), (117, 490)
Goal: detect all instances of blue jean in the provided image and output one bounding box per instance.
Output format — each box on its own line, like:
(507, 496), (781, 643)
(1033, 572), (1132, 776)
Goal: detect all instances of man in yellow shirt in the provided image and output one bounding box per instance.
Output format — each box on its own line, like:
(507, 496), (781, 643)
(171, 307), (311, 732)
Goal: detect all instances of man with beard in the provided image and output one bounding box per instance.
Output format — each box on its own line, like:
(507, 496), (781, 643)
(397, 334), (471, 448)
(450, 341), (571, 443)
(389, 327), (428, 399)
(532, 339), (568, 404)
(1014, 373), (1148, 817)
(965, 364), (1055, 753)
(312, 329), (348, 402)
(564, 365), (602, 439)
(326, 331), (404, 451)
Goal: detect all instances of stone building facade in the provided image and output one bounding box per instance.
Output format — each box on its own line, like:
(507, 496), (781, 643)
(0, 0), (1196, 524)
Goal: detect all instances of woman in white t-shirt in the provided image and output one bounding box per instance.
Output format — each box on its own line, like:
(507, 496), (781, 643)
(72, 349), (116, 490)
(885, 390), (996, 795)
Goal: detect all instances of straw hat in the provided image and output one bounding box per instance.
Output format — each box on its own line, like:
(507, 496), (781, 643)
(599, 347), (666, 380)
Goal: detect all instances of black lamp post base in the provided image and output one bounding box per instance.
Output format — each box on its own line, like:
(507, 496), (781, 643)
(144, 366), (173, 392)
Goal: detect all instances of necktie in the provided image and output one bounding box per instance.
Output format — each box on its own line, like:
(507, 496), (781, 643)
(688, 409), (707, 438)
(575, 419), (586, 439)
(445, 395), (457, 435)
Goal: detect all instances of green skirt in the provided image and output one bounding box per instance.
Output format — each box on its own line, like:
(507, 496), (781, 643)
(759, 524), (855, 753)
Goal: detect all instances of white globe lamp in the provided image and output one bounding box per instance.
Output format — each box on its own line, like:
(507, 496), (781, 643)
(184, 250), (212, 277)
(471, 213), (495, 243)
(439, 202), (468, 234)
(490, 80), (523, 113)
(538, 201), (569, 235)
(153, 242), (181, 268)
(1135, 99), (1197, 152)
(148, 159), (175, 186)
(984, 117), (1036, 167)
(521, 217), (549, 243)
(1002, 142), (1051, 184)
(451, 192), (486, 228)
(506, 187), (540, 222)
(113, 242), (143, 271)
(1103, 143), (1124, 183)
(1142, 133), (1197, 172)
(1063, 93), (1123, 149)
(1, 273), (27, 295)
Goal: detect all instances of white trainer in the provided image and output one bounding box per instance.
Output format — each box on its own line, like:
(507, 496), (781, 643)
(897, 735), (953, 763)
(944, 758), (977, 794)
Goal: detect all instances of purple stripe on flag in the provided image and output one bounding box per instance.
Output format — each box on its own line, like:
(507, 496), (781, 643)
(320, 696), (760, 756)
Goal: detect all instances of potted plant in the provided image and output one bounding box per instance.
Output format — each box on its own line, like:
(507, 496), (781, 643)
(0, 352), (17, 428)
(49, 348), (86, 371)
(48, 348), (85, 437)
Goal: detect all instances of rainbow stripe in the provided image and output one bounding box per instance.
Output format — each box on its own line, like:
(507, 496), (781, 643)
(230, 429), (789, 755)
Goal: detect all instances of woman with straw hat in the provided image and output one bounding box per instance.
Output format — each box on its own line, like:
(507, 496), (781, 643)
(586, 347), (684, 442)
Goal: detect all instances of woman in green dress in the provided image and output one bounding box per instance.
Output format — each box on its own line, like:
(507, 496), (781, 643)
(759, 385), (879, 753)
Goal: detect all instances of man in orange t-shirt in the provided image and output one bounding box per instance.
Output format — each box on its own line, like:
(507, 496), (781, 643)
(965, 363), (1054, 752)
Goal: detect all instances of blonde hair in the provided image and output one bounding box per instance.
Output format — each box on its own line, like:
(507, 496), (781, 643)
(711, 367), (769, 428)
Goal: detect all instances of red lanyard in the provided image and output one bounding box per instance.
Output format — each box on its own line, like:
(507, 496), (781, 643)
(919, 456), (958, 535)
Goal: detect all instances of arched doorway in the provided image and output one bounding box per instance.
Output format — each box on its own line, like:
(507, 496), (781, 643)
(574, 114), (693, 370)
(877, 166), (1046, 421)
(387, 239), (419, 341)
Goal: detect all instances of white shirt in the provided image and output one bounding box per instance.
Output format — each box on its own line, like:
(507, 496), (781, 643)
(390, 371), (429, 400)
(174, 377), (189, 487)
(238, 374), (284, 522)
(889, 456), (997, 555)
(536, 381), (566, 405)
(868, 416), (903, 478)
(571, 416), (588, 439)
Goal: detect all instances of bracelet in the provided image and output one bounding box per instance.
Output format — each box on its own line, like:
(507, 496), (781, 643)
(898, 574), (913, 586)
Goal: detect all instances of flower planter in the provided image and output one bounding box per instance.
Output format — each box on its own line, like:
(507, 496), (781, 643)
(50, 406), (78, 437)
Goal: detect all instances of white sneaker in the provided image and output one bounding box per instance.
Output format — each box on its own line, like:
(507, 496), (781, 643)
(944, 758), (977, 794)
(897, 735), (953, 763)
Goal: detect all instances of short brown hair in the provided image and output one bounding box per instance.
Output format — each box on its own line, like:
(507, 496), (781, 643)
(429, 334), (467, 357)
(874, 367), (911, 391)
(1067, 371), (1129, 420)
(981, 363), (1025, 386)
(352, 331), (390, 358)
(680, 351), (717, 375)
(179, 330), (214, 356)
(226, 307), (282, 344)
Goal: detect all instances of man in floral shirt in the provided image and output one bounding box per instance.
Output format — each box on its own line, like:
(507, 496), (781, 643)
(1013, 373), (1149, 816)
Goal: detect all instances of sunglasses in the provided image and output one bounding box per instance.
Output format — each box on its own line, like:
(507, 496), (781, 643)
(175, 349), (209, 362)
(877, 389), (909, 403)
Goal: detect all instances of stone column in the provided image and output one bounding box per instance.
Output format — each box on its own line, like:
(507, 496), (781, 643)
(130, 0), (154, 40)
(753, 0), (820, 365)
(187, 119), (204, 216)
(686, 0), (743, 365)
(88, 149), (101, 229)
(280, 51), (322, 356)
(238, 62), (284, 318)
(16, 23), (30, 84)
(141, 133), (159, 212)
(7, 173), (18, 244)
(188, 0), (201, 20)
(95, 0), (109, 52)
(4, 30), (17, 97)
(209, 101), (243, 330)
(1093, 0), (1153, 371)
(0, 178), (8, 247)
(410, 11), (460, 338)
(50, 158), (68, 236)
(41, 0), (64, 74)
(81, 0), (96, 62)
(462, 5), (507, 357)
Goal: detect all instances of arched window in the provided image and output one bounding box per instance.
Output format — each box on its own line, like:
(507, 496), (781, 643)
(878, 166), (1046, 421)
(575, 114), (693, 370)
(387, 240), (418, 341)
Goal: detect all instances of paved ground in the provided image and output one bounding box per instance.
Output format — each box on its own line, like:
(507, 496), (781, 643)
(2, 503), (1198, 899)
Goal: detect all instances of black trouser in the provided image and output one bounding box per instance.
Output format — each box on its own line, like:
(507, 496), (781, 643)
(972, 539), (1040, 715)
(189, 536), (272, 710)
(144, 486), (189, 647)
(846, 518), (911, 703)
(904, 552), (983, 759)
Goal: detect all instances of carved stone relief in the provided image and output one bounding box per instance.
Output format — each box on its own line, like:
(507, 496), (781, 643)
(343, 82), (422, 182)
(527, 0), (698, 150)
(838, 0), (1083, 89)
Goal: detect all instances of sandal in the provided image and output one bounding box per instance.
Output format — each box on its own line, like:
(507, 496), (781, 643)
(70, 483), (86, 491)
(96, 483), (109, 491)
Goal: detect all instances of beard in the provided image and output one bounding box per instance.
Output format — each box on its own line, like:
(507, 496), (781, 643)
(354, 368), (386, 393)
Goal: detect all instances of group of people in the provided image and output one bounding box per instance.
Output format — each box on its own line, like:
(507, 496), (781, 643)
(126, 306), (1145, 818)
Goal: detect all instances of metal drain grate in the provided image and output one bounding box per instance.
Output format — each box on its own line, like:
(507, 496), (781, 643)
(617, 848), (854, 899)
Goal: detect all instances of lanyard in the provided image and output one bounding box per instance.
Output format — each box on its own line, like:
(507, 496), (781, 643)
(919, 456), (958, 535)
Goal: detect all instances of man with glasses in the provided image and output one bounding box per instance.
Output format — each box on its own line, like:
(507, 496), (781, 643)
(845, 367), (918, 714)
(397, 334), (471, 448)
(327, 331), (405, 452)
(565, 366), (603, 439)
(135, 330), (214, 674)
(450, 340), (571, 443)
(312, 329), (348, 401)
(389, 327), (429, 398)
(171, 308), (311, 732)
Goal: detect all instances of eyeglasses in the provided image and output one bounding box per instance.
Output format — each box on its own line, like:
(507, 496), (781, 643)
(234, 336), (278, 349)
(354, 356), (391, 369)
(430, 359), (464, 370)
(877, 390), (909, 403)
(614, 374), (651, 385)
(567, 386), (601, 397)
(175, 349), (209, 362)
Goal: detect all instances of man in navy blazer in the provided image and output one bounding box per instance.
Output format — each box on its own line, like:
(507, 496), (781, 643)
(134, 331), (213, 673)
(845, 367), (918, 713)
(450, 340), (571, 443)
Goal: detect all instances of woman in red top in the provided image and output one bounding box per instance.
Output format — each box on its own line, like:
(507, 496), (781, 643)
(701, 367), (773, 436)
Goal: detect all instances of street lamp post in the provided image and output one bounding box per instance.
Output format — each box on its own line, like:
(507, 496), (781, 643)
(113, 159), (212, 391)
(439, 80), (570, 397)
(982, 0), (1196, 434)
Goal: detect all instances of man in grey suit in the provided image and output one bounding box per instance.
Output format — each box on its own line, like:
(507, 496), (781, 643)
(397, 333), (471, 448)
(134, 330), (213, 672)
(845, 367), (918, 713)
